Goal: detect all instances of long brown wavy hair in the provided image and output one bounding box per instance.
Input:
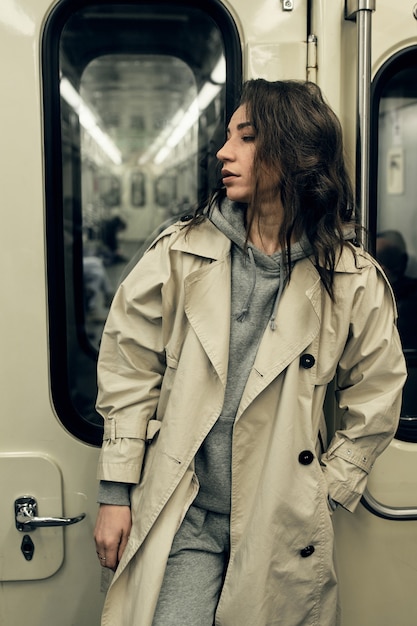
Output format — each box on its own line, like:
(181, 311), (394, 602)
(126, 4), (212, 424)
(193, 79), (358, 298)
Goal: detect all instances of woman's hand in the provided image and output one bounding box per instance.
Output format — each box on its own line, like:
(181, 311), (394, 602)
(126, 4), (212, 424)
(94, 504), (132, 571)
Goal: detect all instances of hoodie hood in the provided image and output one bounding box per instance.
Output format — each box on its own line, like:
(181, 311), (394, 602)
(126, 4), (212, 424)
(208, 198), (313, 329)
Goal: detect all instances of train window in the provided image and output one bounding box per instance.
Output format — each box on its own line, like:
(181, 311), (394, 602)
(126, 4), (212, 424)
(372, 47), (417, 442)
(131, 171), (146, 207)
(42, 0), (241, 444)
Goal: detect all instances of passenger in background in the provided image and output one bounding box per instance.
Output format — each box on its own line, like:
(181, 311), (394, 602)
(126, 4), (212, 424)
(83, 254), (113, 322)
(101, 214), (128, 265)
(377, 230), (417, 348)
(94, 79), (406, 626)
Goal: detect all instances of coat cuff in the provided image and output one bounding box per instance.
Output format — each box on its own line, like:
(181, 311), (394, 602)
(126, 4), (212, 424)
(97, 438), (145, 483)
(321, 454), (369, 512)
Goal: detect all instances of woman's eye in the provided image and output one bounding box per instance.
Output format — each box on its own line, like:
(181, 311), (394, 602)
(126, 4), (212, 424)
(242, 135), (255, 142)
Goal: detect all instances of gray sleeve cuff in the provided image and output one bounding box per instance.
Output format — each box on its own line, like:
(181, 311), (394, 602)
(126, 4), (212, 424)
(97, 480), (131, 506)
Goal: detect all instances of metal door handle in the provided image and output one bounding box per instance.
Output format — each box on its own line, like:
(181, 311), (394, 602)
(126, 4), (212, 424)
(15, 496), (86, 532)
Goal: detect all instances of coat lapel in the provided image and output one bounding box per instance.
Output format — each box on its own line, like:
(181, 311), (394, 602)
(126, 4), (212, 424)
(239, 260), (322, 412)
(172, 221), (322, 396)
(183, 258), (231, 387)
(172, 220), (232, 388)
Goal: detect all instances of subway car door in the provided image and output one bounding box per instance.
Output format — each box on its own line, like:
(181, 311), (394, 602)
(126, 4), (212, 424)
(309, 2), (417, 625)
(0, 0), (310, 622)
(0, 0), (244, 623)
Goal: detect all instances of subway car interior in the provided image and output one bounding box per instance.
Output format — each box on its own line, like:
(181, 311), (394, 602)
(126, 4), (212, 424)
(42, 1), (417, 449)
(2, 1), (417, 625)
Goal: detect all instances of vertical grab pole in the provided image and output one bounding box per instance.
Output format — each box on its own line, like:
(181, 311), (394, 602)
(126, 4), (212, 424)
(345, 0), (376, 245)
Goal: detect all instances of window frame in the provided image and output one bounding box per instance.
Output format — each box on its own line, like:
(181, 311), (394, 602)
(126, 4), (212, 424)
(371, 45), (417, 443)
(42, 0), (242, 445)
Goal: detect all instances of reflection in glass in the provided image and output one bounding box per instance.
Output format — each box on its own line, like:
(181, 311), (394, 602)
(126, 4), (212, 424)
(155, 176), (177, 208)
(376, 61), (417, 437)
(54, 2), (230, 435)
(98, 175), (121, 207)
(77, 54), (201, 349)
(376, 230), (417, 349)
(377, 67), (417, 350)
(131, 171), (146, 207)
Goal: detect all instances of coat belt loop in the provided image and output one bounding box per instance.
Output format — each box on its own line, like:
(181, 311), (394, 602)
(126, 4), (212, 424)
(146, 420), (161, 442)
(110, 418), (116, 441)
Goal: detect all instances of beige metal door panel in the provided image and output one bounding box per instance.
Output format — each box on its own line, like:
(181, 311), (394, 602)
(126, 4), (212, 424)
(0, 0), (308, 623)
(0, 454), (65, 581)
(334, 439), (417, 626)
(0, 0), (108, 622)
(220, 0), (309, 81)
(367, 440), (417, 509)
(311, 3), (417, 626)
(373, 1), (417, 70)
(334, 504), (417, 626)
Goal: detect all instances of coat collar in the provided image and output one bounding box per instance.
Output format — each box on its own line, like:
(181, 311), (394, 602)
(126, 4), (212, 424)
(169, 219), (324, 390)
(170, 218), (231, 260)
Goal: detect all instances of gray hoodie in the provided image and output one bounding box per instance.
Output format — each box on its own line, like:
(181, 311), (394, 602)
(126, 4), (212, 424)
(193, 198), (312, 512)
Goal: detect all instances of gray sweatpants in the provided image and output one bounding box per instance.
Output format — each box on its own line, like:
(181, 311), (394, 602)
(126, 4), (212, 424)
(152, 505), (230, 626)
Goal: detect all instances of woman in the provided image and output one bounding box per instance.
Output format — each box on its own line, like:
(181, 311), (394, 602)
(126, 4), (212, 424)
(94, 79), (406, 626)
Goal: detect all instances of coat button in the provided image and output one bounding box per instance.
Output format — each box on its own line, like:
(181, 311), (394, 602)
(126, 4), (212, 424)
(298, 450), (314, 465)
(300, 353), (315, 369)
(300, 545), (315, 558)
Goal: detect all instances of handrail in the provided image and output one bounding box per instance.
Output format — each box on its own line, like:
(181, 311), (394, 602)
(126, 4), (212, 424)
(361, 488), (417, 521)
(345, 0), (376, 244)
(344, 2), (417, 523)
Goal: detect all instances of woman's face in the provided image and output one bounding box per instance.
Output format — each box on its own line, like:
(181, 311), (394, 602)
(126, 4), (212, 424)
(216, 104), (256, 204)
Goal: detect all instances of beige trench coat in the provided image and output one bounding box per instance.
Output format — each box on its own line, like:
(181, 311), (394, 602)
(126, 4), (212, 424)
(96, 217), (406, 626)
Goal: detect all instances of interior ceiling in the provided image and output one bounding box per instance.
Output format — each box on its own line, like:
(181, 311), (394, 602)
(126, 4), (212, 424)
(60, 4), (224, 164)
(80, 55), (198, 163)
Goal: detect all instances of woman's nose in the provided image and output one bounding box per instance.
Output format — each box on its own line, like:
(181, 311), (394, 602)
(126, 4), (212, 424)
(216, 144), (225, 162)
(216, 141), (230, 163)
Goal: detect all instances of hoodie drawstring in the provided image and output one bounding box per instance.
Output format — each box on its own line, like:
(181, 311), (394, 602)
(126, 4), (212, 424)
(236, 247), (257, 322)
(269, 259), (286, 331)
(236, 247), (288, 331)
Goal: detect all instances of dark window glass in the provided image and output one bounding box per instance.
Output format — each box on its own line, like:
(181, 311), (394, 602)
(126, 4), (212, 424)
(43, 0), (241, 444)
(372, 47), (417, 442)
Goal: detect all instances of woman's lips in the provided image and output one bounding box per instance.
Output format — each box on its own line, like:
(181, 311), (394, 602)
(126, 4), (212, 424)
(221, 169), (238, 183)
